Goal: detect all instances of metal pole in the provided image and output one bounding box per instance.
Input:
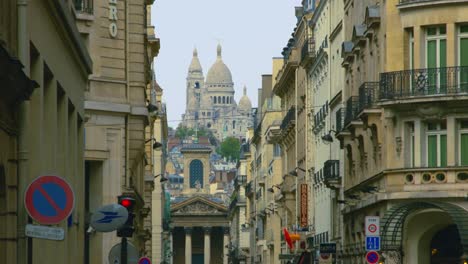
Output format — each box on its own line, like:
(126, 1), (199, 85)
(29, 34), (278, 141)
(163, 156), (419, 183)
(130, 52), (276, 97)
(121, 237), (127, 264)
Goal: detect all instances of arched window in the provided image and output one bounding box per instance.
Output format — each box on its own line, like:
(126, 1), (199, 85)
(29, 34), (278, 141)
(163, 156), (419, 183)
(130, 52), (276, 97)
(214, 97), (217, 104)
(233, 120), (236, 129)
(189, 160), (204, 188)
(227, 97), (230, 104)
(222, 97), (226, 104)
(218, 96), (221, 104)
(194, 82), (200, 88)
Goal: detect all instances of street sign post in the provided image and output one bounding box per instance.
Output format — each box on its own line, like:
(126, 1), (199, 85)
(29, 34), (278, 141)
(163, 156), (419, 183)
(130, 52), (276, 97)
(365, 216), (380, 237)
(365, 236), (381, 251)
(90, 204), (128, 232)
(25, 224), (65, 241)
(24, 175), (75, 224)
(366, 251), (379, 264)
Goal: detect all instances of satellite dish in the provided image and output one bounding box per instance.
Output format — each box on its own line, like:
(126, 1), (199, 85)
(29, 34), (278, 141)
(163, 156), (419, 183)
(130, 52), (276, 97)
(90, 204), (128, 232)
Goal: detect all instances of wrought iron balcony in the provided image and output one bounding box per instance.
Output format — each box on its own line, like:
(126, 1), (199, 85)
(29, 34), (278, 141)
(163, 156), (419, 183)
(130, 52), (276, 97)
(336, 108), (344, 132)
(301, 37), (316, 67)
(344, 96), (359, 128)
(324, 160), (341, 190)
(313, 101), (328, 133)
(379, 66), (468, 102)
(74, 0), (93, 13)
(280, 106), (296, 131)
(245, 181), (253, 197)
(252, 123), (262, 144)
(357, 82), (379, 114)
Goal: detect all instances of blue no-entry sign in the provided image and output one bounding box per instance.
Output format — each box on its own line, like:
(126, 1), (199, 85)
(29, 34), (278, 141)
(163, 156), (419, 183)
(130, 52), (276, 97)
(25, 175), (75, 224)
(366, 251), (379, 264)
(366, 236), (380, 251)
(138, 257), (151, 264)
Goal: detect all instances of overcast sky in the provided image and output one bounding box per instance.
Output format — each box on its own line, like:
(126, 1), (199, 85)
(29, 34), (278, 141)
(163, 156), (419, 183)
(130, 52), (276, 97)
(151, 0), (302, 128)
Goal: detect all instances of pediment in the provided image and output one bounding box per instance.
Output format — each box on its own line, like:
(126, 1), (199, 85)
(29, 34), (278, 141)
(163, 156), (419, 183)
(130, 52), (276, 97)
(171, 196), (227, 216)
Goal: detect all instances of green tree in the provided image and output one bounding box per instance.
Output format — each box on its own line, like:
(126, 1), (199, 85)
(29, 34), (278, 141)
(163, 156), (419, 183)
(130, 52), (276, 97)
(217, 137), (241, 161)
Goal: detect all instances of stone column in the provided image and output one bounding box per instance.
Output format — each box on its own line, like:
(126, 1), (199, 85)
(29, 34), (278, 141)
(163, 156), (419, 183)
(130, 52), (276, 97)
(204, 227), (211, 264)
(185, 227), (193, 264)
(223, 227), (230, 264)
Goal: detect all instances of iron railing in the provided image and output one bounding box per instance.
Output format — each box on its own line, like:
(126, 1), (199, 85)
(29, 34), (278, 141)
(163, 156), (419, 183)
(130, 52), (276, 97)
(313, 101), (328, 131)
(324, 160), (340, 180)
(335, 108), (344, 132)
(280, 106), (296, 130)
(344, 96), (359, 127)
(301, 37), (316, 64)
(74, 0), (93, 13)
(358, 82), (379, 113)
(245, 181), (253, 197)
(379, 66), (468, 100)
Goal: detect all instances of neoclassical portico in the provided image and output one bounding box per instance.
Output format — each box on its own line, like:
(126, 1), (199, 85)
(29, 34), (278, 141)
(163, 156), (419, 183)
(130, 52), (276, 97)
(170, 195), (230, 264)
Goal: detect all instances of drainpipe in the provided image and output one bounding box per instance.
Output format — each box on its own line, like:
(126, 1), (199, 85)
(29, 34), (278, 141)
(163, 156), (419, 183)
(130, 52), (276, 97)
(17, 0), (30, 263)
(295, 67), (299, 253)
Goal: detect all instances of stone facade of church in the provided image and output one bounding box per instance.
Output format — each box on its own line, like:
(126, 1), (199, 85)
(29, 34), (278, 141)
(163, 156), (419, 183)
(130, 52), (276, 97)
(182, 44), (253, 142)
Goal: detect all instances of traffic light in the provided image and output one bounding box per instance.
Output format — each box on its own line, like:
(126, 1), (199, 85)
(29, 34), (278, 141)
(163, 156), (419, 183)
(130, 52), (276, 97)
(117, 195), (136, 237)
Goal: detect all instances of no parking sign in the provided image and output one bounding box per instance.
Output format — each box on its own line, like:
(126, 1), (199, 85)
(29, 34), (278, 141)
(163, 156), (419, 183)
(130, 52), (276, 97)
(24, 175), (75, 224)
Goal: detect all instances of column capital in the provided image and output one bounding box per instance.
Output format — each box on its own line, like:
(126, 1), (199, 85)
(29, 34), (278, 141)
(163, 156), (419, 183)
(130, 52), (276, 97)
(222, 226), (230, 235)
(184, 227), (193, 235)
(203, 226), (212, 234)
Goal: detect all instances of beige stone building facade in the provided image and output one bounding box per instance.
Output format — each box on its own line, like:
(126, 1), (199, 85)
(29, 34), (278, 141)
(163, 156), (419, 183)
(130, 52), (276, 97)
(75, 0), (159, 261)
(336, 0), (468, 263)
(0, 0), (92, 263)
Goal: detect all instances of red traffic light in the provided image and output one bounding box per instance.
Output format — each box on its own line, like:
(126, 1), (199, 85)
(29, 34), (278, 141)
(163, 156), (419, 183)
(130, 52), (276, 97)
(121, 199), (132, 208)
(118, 195), (135, 210)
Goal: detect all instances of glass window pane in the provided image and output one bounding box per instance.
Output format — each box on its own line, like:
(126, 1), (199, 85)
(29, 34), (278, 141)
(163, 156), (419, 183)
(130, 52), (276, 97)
(428, 122), (438, 131)
(428, 27), (437, 36)
(461, 120), (468, 129)
(441, 135), (447, 167)
(461, 25), (468, 33)
(440, 26), (446, 35)
(461, 134), (468, 166)
(428, 135), (438, 167)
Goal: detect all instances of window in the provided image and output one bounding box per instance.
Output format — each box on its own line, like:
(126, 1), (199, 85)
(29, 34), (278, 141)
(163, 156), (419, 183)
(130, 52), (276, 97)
(409, 29), (414, 70)
(409, 122), (415, 167)
(426, 26), (447, 94)
(274, 144), (282, 157)
(426, 121), (447, 167)
(459, 120), (468, 165)
(214, 97), (217, 104)
(459, 25), (468, 91)
(189, 160), (204, 188)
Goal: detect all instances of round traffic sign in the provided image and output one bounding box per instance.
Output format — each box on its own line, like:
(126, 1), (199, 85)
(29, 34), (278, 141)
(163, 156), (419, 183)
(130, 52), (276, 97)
(138, 257), (151, 264)
(366, 251), (379, 264)
(24, 175), (74, 224)
(90, 204), (128, 232)
(368, 224), (377, 233)
(108, 242), (139, 264)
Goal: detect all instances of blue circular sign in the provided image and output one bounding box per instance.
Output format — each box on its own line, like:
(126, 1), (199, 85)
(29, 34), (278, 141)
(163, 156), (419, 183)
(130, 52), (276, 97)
(366, 251), (379, 264)
(138, 257), (151, 264)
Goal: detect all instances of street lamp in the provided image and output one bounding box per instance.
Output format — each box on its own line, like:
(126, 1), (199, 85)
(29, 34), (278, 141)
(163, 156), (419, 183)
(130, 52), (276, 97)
(321, 130), (338, 143)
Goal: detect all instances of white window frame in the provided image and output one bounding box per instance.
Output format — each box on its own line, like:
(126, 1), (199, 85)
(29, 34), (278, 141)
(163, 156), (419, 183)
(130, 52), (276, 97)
(426, 122), (447, 167)
(425, 26), (447, 92)
(458, 120), (468, 165)
(458, 25), (468, 66)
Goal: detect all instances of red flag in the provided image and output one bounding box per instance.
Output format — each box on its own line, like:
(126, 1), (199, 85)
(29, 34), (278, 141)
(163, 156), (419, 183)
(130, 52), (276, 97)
(283, 228), (293, 249)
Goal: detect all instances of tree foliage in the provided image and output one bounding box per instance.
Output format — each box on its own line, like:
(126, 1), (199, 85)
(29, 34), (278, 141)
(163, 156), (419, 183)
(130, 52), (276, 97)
(217, 137), (241, 161)
(175, 125), (211, 139)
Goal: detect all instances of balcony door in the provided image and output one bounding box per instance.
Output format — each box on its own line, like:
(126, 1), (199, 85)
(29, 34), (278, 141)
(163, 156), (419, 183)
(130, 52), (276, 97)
(459, 25), (468, 92)
(426, 121), (447, 168)
(426, 26), (447, 94)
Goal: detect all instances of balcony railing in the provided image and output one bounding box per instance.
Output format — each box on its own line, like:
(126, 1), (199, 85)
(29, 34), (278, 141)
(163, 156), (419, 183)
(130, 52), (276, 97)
(357, 82), (379, 113)
(324, 160), (340, 180)
(336, 108), (344, 132)
(245, 181), (253, 197)
(313, 101), (328, 133)
(74, 0), (93, 13)
(380, 66), (468, 101)
(301, 37), (316, 66)
(344, 96), (359, 127)
(280, 106), (296, 131)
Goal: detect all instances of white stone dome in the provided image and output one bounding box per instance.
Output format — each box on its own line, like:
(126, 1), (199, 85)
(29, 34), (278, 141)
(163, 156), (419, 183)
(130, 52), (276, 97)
(206, 44), (233, 85)
(238, 86), (252, 110)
